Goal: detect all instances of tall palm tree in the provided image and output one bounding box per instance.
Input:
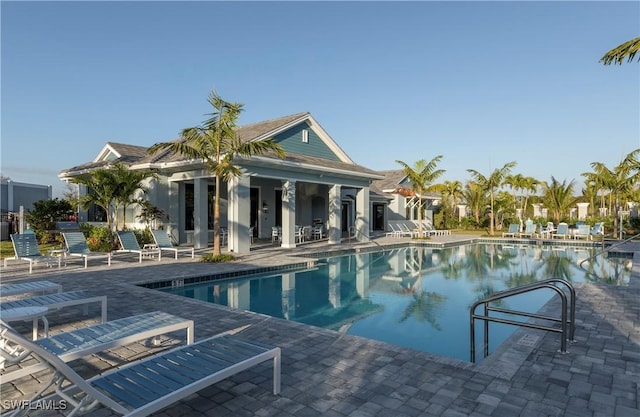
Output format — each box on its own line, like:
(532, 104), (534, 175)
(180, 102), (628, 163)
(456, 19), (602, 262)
(504, 173), (525, 212)
(589, 149), (640, 231)
(396, 156), (445, 238)
(520, 176), (539, 217)
(600, 37), (640, 65)
(434, 180), (463, 225)
(541, 177), (576, 222)
(467, 161), (517, 235)
(148, 90), (286, 255)
(462, 181), (485, 226)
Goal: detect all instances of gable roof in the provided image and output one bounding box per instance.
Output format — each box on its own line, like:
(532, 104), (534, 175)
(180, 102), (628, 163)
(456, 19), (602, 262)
(94, 142), (149, 163)
(59, 113), (376, 180)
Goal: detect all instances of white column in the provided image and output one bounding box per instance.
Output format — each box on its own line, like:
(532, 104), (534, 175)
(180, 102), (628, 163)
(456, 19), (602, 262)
(193, 178), (208, 249)
(355, 186), (370, 242)
(577, 203), (589, 220)
(281, 180), (297, 248)
(228, 175), (251, 253)
(328, 185), (341, 244)
(167, 181), (180, 244)
(532, 204), (542, 218)
(457, 204), (466, 222)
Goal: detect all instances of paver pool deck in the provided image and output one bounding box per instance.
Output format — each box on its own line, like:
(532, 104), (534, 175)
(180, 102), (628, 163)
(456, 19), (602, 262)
(1, 234), (639, 417)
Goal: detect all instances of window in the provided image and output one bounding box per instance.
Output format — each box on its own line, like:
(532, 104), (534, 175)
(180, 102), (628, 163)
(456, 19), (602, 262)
(302, 129), (309, 143)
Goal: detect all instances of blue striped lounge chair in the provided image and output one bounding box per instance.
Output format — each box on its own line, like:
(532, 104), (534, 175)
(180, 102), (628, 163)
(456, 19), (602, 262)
(0, 325), (281, 417)
(116, 231), (159, 263)
(63, 231), (112, 268)
(150, 230), (194, 261)
(1, 311), (194, 384)
(5, 233), (61, 274)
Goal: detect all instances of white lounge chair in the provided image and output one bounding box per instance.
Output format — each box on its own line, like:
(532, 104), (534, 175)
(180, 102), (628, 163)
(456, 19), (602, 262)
(551, 222), (570, 239)
(590, 222), (605, 239)
(4, 233), (61, 274)
(1, 290), (107, 324)
(150, 230), (195, 260)
(573, 224), (592, 240)
(0, 281), (62, 298)
(502, 223), (519, 238)
(517, 220), (535, 238)
(115, 231), (159, 263)
(63, 231), (112, 268)
(1, 311), (194, 383)
(0, 326), (281, 417)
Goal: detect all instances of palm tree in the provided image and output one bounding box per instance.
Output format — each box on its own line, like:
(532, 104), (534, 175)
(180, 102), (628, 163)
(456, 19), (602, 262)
(462, 181), (485, 226)
(541, 177), (576, 222)
(520, 176), (539, 217)
(110, 163), (157, 230)
(589, 149), (640, 231)
(71, 168), (120, 236)
(396, 156), (446, 238)
(467, 161), (517, 235)
(600, 37), (640, 65)
(434, 180), (463, 225)
(148, 90), (285, 255)
(504, 173), (525, 213)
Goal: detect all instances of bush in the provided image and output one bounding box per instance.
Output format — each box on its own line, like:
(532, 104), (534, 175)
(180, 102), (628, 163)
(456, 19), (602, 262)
(24, 198), (74, 244)
(133, 228), (153, 246)
(79, 224), (113, 252)
(200, 253), (235, 263)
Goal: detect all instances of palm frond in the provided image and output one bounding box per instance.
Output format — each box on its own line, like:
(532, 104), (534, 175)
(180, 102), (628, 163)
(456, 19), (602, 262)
(600, 37), (640, 65)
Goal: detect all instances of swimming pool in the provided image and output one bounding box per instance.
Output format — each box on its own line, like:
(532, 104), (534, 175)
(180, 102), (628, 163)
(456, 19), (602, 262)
(159, 243), (632, 362)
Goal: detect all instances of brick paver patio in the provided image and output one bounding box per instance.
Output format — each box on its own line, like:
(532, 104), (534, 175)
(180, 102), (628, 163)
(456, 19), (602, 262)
(1, 235), (638, 416)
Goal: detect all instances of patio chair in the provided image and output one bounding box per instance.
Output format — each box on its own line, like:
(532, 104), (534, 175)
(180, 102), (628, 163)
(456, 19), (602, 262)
(150, 230), (195, 260)
(1, 290), (107, 323)
(5, 233), (62, 274)
(271, 226), (281, 243)
(551, 222), (570, 239)
(573, 224), (592, 240)
(1, 311), (194, 384)
(115, 231), (159, 263)
(0, 281), (62, 298)
(0, 326), (281, 417)
(421, 220), (451, 236)
(63, 231), (112, 268)
(590, 222), (605, 239)
(517, 220), (535, 238)
(502, 223), (519, 238)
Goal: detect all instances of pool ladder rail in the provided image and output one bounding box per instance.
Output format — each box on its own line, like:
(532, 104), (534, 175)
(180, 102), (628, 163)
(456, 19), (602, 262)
(469, 278), (576, 363)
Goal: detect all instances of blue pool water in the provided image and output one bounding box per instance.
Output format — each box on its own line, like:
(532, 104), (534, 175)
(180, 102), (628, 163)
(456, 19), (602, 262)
(160, 243), (632, 362)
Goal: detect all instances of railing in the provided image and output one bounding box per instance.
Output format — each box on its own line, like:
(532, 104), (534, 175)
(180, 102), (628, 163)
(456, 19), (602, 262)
(578, 231), (640, 270)
(469, 278), (576, 363)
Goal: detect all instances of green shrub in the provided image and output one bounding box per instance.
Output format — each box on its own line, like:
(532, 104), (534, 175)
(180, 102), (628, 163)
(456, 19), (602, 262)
(79, 224), (113, 252)
(24, 198), (74, 244)
(200, 253), (235, 263)
(133, 228), (153, 246)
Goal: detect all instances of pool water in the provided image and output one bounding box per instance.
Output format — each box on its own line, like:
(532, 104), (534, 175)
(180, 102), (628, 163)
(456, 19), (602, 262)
(161, 243), (631, 362)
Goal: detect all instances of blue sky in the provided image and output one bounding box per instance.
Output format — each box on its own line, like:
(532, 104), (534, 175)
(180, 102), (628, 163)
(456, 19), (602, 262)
(2, 1), (639, 198)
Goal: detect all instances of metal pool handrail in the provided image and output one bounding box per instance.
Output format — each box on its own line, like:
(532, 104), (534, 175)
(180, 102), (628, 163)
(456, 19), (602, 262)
(578, 231), (640, 270)
(469, 278), (576, 363)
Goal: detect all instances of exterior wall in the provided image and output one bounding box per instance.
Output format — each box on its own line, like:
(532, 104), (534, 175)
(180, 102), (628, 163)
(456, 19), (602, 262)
(0, 181), (52, 212)
(274, 123), (341, 162)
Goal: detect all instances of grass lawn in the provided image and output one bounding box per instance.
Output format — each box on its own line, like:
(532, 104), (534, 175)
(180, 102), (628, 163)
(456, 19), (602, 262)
(0, 240), (62, 260)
